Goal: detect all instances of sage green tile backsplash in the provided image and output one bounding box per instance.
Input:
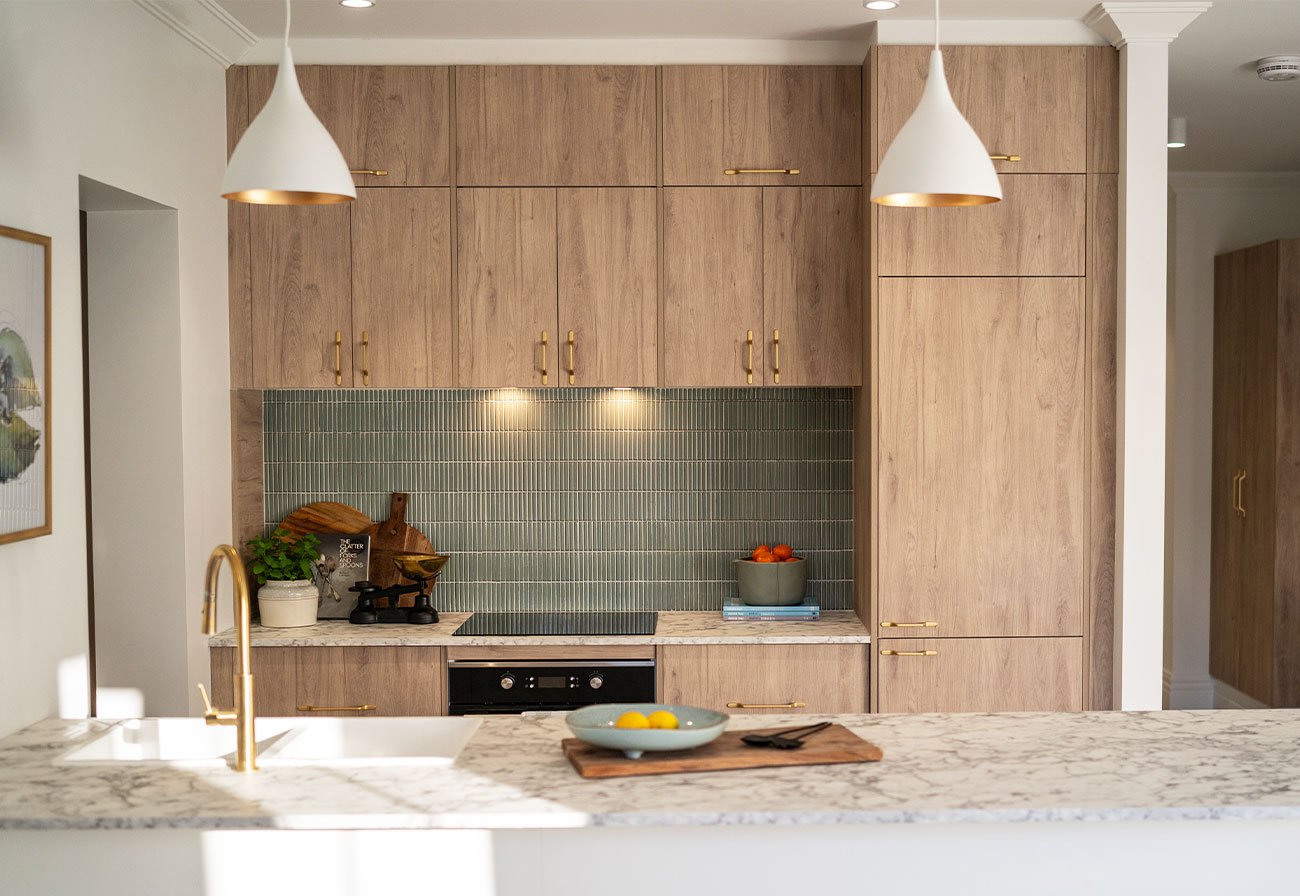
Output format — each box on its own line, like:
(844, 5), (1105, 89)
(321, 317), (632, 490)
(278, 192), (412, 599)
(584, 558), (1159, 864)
(263, 388), (853, 611)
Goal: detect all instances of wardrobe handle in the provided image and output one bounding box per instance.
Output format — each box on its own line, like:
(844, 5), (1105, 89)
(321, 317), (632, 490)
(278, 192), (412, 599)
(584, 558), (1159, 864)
(989, 154), (1022, 162)
(349, 169), (388, 177)
(746, 330), (754, 385)
(880, 621), (938, 628)
(360, 331), (370, 386)
(540, 331), (549, 386)
(297, 704), (378, 713)
(1231, 471), (1241, 516)
(726, 701), (807, 709)
(333, 330), (343, 386)
(567, 330), (575, 385)
(880, 649), (939, 657)
(773, 329), (780, 385)
(1238, 470), (1247, 518)
(724, 168), (800, 176)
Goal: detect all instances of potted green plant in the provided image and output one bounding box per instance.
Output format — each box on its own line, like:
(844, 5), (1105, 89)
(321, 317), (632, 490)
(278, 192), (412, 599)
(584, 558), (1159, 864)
(246, 528), (322, 627)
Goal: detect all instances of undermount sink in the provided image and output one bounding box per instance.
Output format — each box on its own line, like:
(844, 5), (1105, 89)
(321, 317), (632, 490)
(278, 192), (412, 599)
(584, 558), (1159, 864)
(59, 716), (482, 769)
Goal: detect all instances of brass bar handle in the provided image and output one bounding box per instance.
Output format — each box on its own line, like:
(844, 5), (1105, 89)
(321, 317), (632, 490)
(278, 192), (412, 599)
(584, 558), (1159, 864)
(989, 154), (1022, 162)
(333, 330), (343, 386)
(361, 331), (370, 386)
(1239, 469), (1247, 518)
(773, 329), (780, 385)
(296, 704), (378, 713)
(746, 330), (754, 385)
(880, 649), (939, 657)
(350, 169), (389, 177)
(1231, 471), (1242, 516)
(540, 330), (549, 386)
(724, 168), (800, 175)
(567, 330), (575, 385)
(880, 621), (939, 628)
(726, 701), (807, 709)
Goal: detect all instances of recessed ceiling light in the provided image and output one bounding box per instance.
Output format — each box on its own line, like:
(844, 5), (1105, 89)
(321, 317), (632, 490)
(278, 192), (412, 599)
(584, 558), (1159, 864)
(340, 0), (374, 8)
(865, 1), (900, 9)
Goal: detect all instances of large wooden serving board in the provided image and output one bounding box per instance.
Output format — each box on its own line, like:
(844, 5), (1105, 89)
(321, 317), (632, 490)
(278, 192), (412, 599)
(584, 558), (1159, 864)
(278, 502), (372, 538)
(364, 492), (438, 591)
(562, 724), (883, 779)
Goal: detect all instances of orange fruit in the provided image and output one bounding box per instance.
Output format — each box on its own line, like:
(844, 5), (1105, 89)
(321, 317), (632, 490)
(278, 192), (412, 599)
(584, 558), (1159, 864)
(773, 543), (793, 560)
(751, 545), (772, 560)
(784, 557), (800, 562)
(754, 552), (777, 563)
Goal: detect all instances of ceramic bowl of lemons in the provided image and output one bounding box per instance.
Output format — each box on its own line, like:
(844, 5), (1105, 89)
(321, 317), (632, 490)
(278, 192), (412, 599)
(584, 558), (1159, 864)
(565, 703), (729, 759)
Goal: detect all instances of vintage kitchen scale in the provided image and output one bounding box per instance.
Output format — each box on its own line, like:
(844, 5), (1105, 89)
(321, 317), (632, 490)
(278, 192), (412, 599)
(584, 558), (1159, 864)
(348, 553), (447, 625)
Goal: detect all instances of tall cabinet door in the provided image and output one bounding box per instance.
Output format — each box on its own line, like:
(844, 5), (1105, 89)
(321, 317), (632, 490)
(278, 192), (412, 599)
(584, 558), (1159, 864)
(662, 188), (764, 386)
(557, 188), (658, 387)
(762, 187), (862, 386)
(877, 278), (1086, 638)
(351, 189), (453, 388)
(249, 204), (352, 388)
(456, 189), (558, 387)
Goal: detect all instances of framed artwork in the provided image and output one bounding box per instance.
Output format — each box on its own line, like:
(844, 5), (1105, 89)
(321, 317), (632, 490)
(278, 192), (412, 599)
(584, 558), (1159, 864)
(0, 225), (51, 545)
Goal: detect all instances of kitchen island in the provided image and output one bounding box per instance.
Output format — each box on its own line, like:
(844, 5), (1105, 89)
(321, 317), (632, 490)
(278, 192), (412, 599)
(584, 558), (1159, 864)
(3, 709), (1300, 894)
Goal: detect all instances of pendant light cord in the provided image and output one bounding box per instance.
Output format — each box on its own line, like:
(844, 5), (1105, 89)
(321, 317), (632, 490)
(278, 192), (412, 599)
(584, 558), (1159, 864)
(284, 0), (291, 49)
(934, 0), (940, 49)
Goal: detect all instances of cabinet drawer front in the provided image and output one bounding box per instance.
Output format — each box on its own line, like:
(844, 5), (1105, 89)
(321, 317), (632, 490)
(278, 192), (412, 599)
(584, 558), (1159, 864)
(663, 66), (862, 186)
(876, 175), (1085, 277)
(298, 647), (445, 717)
(210, 647), (299, 716)
(659, 644), (867, 714)
(877, 637), (1083, 713)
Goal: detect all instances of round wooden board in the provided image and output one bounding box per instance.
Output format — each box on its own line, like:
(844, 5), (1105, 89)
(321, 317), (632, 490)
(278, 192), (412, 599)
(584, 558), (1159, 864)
(278, 501), (372, 538)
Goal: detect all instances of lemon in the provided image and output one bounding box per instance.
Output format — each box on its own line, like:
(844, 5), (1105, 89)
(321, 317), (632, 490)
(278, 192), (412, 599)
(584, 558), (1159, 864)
(614, 710), (650, 729)
(647, 710), (679, 730)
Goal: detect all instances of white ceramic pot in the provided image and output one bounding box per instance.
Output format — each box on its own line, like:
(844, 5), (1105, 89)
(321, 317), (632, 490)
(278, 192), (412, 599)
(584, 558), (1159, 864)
(257, 579), (318, 628)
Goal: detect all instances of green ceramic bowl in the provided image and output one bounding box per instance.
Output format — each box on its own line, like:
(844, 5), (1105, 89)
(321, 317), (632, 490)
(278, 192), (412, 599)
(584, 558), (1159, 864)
(566, 703), (729, 759)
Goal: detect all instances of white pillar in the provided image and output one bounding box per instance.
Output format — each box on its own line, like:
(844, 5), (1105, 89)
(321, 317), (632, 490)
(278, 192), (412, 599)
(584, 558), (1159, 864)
(1084, 3), (1210, 710)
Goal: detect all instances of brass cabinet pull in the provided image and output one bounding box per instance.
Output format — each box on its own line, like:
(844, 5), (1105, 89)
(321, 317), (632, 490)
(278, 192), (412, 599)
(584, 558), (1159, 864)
(746, 330), (754, 384)
(726, 701), (807, 709)
(880, 649), (939, 657)
(349, 169), (389, 177)
(567, 330), (576, 385)
(772, 329), (780, 385)
(297, 704), (378, 713)
(880, 621), (938, 628)
(540, 330), (549, 385)
(1238, 469), (1248, 518)
(1231, 471), (1242, 516)
(724, 168), (800, 175)
(360, 330), (370, 386)
(333, 330), (343, 386)
(989, 154), (1022, 162)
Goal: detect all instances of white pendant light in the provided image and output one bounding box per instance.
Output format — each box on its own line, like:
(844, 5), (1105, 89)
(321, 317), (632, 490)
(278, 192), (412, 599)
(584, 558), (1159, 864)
(870, 0), (1001, 207)
(221, 0), (355, 205)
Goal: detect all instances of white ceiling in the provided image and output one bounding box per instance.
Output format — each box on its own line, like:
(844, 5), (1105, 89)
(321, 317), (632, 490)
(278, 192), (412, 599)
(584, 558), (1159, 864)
(215, 0), (1300, 171)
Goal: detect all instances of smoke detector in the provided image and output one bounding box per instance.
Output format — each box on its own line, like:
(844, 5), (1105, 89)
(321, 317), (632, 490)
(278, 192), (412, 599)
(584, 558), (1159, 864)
(1256, 56), (1300, 82)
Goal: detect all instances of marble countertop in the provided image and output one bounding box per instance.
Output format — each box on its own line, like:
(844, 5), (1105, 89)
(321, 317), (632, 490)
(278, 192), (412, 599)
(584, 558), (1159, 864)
(207, 610), (871, 647)
(6, 709), (1300, 831)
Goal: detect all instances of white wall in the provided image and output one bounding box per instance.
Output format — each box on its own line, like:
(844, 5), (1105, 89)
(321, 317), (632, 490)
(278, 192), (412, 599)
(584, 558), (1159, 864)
(0, 2), (230, 736)
(1166, 172), (1300, 709)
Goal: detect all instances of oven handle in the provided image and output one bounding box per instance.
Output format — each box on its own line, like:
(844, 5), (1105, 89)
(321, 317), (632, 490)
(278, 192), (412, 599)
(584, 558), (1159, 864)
(447, 659), (656, 669)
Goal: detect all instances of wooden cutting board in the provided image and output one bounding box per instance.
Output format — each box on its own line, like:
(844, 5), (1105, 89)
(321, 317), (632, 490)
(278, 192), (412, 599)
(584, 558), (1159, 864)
(562, 724), (883, 779)
(278, 501), (372, 538)
(364, 492), (438, 592)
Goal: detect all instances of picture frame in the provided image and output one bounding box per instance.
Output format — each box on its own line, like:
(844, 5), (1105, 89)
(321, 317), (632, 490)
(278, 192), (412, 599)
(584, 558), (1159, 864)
(0, 224), (52, 545)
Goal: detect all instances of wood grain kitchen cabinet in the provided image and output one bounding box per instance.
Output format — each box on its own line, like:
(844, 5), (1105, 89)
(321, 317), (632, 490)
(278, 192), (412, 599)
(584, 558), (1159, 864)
(873, 46), (1087, 174)
(210, 647), (301, 717)
(876, 637), (1083, 713)
(456, 188), (559, 387)
(658, 644), (867, 714)
(763, 187), (863, 386)
(456, 66), (656, 186)
(351, 188), (454, 388)
(662, 66), (862, 186)
(876, 175), (1086, 277)
(557, 188), (658, 386)
(876, 277), (1086, 639)
(247, 65), (450, 186)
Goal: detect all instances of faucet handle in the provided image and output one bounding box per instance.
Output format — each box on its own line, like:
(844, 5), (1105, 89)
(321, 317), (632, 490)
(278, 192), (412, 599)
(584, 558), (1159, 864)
(197, 683), (237, 725)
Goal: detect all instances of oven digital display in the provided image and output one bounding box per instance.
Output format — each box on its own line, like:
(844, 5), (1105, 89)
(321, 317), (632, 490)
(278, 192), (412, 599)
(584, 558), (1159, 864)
(536, 676), (567, 689)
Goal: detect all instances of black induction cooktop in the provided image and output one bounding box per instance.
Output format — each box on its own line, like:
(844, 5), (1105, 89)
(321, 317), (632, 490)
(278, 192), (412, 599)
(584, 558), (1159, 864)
(451, 611), (658, 637)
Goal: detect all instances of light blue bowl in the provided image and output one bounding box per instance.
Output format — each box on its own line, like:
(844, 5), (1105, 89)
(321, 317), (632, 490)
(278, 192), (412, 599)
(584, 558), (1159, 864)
(566, 703), (729, 759)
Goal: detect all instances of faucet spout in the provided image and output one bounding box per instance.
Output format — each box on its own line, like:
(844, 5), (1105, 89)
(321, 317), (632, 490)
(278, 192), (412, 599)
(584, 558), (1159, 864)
(201, 544), (258, 772)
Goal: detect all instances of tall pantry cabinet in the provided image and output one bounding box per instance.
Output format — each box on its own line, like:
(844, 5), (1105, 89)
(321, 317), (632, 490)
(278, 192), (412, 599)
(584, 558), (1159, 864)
(1210, 239), (1300, 707)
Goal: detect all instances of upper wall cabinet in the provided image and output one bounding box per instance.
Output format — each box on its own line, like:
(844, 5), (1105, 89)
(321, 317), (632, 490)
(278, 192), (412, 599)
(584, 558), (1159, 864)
(873, 46), (1087, 174)
(455, 66), (656, 186)
(662, 66), (862, 186)
(246, 65), (451, 186)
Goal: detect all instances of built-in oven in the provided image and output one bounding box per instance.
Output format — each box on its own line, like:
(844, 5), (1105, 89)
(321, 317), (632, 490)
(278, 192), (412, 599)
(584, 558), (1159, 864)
(447, 659), (656, 715)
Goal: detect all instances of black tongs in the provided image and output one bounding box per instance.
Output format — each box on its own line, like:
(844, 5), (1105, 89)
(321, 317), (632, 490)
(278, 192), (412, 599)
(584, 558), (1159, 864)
(740, 721), (832, 750)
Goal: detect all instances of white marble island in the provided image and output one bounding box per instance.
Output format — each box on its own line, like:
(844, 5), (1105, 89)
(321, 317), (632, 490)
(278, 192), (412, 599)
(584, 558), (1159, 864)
(4, 710), (1300, 894)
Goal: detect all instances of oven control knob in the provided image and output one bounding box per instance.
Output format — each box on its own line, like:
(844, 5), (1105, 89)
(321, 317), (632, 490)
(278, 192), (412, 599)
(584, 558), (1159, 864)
(499, 674), (516, 691)
(588, 673), (604, 690)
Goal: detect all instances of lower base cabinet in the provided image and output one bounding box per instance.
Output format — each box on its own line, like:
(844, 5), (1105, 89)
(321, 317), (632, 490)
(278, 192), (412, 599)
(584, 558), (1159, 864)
(876, 637), (1083, 713)
(209, 646), (446, 716)
(658, 644), (867, 713)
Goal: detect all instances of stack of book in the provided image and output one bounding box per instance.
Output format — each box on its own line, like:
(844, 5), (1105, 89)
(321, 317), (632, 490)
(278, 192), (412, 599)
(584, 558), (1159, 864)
(722, 598), (820, 621)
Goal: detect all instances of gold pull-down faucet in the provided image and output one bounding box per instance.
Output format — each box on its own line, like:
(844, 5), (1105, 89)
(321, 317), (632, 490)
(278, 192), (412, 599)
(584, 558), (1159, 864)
(198, 544), (258, 772)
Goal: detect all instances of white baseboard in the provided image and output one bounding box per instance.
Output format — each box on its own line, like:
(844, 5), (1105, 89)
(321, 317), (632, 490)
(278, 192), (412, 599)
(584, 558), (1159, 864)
(1211, 678), (1269, 710)
(1163, 667), (1216, 709)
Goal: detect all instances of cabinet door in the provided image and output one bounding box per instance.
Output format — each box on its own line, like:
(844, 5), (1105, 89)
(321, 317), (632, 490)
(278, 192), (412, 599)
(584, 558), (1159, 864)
(659, 645), (867, 714)
(874, 46), (1086, 174)
(210, 647), (299, 717)
(662, 188), (764, 386)
(763, 187), (863, 386)
(249, 204), (352, 388)
(248, 65), (450, 186)
(456, 66), (656, 186)
(876, 638), (1083, 713)
(557, 188), (658, 387)
(351, 188), (453, 387)
(876, 175), (1085, 276)
(297, 647), (444, 717)
(663, 66), (862, 186)
(877, 278), (1085, 638)
(457, 189), (558, 387)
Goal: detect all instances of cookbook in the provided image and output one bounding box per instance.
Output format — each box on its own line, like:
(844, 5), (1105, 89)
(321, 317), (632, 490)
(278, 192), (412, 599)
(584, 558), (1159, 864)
(312, 533), (371, 618)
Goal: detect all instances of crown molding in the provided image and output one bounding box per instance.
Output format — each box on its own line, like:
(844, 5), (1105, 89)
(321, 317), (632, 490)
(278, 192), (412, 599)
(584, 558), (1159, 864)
(134, 0), (257, 67)
(874, 18), (1107, 46)
(1083, 2), (1212, 48)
